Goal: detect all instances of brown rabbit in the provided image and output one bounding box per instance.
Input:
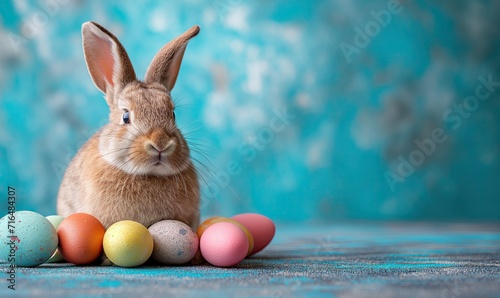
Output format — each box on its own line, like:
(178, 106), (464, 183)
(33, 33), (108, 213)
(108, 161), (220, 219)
(57, 22), (200, 230)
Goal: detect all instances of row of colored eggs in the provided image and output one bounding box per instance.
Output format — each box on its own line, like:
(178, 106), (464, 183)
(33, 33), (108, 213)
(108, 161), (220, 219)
(0, 211), (275, 267)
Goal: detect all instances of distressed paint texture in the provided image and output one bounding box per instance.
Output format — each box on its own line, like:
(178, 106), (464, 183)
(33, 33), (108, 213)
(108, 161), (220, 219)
(0, 1), (499, 221)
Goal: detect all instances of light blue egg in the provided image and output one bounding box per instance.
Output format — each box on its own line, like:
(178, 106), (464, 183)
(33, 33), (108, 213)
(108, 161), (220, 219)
(0, 211), (58, 267)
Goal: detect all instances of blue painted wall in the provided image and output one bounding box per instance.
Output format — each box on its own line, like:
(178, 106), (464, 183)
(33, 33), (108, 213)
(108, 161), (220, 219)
(0, 0), (499, 221)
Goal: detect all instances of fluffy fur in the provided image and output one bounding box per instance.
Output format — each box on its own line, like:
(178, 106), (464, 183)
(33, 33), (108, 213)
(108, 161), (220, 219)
(57, 22), (200, 229)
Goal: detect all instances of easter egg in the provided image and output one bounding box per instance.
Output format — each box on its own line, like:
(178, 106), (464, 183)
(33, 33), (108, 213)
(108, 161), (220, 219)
(200, 222), (248, 267)
(197, 216), (254, 256)
(57, 213), (105, 265)
(148, 220), (198, 265)
(232, 213), (275, 255)
(0, 211), (58, 266)
(46, 215), (65, 263)
(103, 220), (153, 267)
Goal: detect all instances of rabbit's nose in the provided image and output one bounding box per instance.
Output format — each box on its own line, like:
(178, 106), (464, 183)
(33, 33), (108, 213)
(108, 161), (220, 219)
(145, 142), (161, 155)
(145, 140), (176, 156)
(161, 140), (176, 155)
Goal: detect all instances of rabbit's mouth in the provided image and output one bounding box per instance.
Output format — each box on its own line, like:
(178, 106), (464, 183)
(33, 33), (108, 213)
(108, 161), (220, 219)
(148, 156), (173, 170)
(150, 156), (165, 167)
(145, 159), (184, 177)
(154, 153), (162, 166)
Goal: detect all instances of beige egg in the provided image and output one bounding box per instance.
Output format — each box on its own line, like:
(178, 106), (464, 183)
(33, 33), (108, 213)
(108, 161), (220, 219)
(148, 220), (199, 265)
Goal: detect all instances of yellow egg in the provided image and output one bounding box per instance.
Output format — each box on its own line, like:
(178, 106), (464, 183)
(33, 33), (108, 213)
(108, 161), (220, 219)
(103, 220), (153, 267)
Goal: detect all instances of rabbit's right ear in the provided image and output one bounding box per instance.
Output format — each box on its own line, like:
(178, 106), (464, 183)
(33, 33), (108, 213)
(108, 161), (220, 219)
(82, 22), (136, 99)
(144, 26), (200, 92)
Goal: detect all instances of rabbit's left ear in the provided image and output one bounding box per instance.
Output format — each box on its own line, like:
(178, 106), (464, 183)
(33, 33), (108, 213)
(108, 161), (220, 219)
(144, 25), (200, 91)
(82, 21), (136, 96)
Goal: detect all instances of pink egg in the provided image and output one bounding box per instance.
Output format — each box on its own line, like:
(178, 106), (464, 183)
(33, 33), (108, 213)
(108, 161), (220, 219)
(232, 213), (275, 255)
(200, 222), (248, 267)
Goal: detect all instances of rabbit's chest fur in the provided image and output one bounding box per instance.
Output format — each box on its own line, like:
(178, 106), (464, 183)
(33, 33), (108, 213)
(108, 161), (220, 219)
(57, 133), (200, 229)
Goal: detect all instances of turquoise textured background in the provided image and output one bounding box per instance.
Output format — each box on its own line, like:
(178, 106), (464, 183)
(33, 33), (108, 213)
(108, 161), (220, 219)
(0, 0), (499, 221)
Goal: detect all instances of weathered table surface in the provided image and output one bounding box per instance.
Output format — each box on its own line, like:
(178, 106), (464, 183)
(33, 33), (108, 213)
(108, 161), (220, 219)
(1, 222), (499, 297)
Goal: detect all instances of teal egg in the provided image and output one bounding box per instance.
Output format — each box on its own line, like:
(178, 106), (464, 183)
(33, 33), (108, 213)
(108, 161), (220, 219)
(0, 211), (58, 266)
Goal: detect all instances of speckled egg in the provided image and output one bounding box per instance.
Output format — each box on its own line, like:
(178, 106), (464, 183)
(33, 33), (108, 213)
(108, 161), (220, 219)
(45, 215), (65, 263)
(148, 220), (199, 265)
(0, 211), (58, 267)
(103, 220), (153, 267)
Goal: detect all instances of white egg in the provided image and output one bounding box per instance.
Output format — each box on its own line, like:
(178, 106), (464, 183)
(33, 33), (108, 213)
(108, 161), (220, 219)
(46, 215), (65, 263)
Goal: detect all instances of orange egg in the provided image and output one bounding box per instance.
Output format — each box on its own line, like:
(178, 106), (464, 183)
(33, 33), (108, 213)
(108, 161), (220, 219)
(57, 213), (105, 265)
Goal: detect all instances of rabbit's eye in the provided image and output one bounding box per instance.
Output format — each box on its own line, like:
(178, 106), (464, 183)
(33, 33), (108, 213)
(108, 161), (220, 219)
(172, 111), (176, 121)
(123, 110), (130, 124)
